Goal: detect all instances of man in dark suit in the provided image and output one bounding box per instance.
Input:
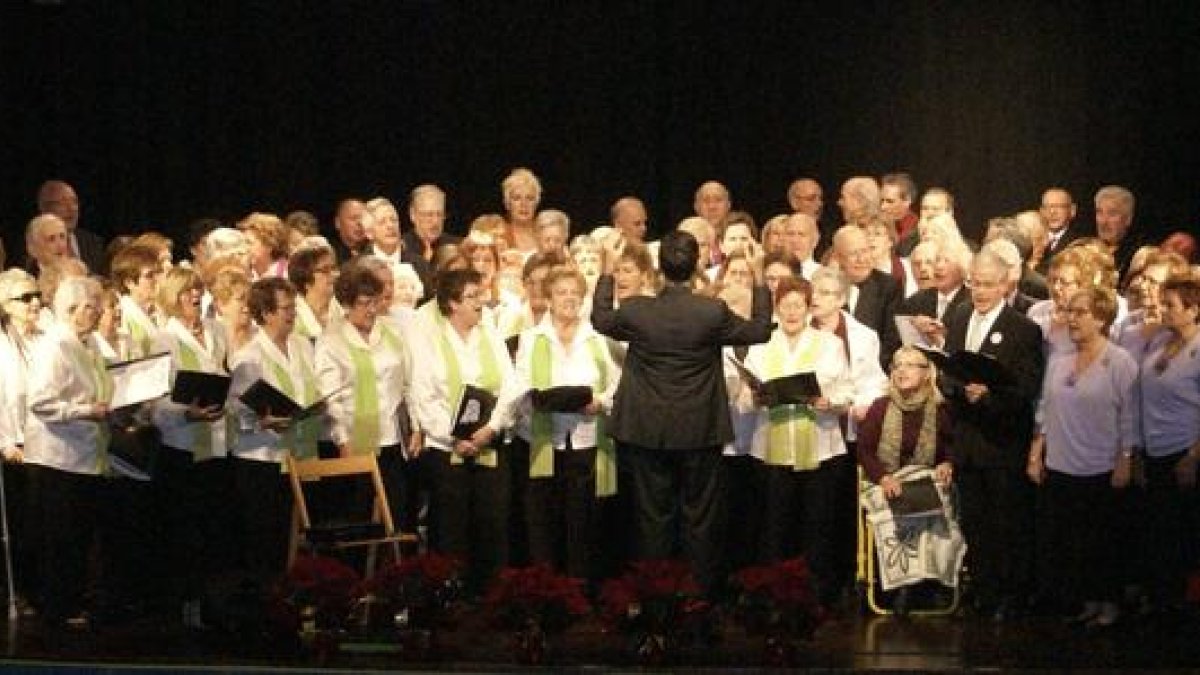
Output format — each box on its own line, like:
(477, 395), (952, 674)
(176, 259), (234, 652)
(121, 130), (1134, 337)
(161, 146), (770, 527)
(938, 248), (1044, 620)
(402, 184), (460, 295)
(328, 197), (369, 264)
(1036, 187), (1084, 275)
(36, 180), (106, 273)
(591, 230), (772, 595)
(900, 238), (971, 345)
(832, 226), (902, 366)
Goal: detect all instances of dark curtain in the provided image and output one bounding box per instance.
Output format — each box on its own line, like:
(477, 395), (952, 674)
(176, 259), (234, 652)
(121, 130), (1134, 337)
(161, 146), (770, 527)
(3, 1), (1198, 259)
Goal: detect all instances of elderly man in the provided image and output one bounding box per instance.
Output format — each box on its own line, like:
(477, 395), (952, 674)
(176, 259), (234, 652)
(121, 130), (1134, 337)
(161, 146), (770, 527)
(1038, 188), (1083, 272)
(938, 248), (1044, 621)
(787, 178), (824, 218)
(36, 180), (106, 273)
(832, 225), (902, 366)
(985, 218), (1049, 303)
(901, 238), (972, 344)
(402, 184), (459, 293)
(780, 212), (821, 279)
(837, 176), (881, 228)
(328, 198), (368, 264)
(535, 209), (570, 257)
(24, 213), (71, 276)
(1093, 185), (1141, 283)
(881, 172), (920, 252)
(610, 196), (648, 243)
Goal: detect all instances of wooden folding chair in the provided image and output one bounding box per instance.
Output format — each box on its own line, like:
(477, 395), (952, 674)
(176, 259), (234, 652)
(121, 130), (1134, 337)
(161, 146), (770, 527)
(285, 454), (418, 577)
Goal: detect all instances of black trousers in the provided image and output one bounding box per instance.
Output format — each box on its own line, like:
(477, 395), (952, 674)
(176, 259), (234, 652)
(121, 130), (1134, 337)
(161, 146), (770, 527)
(526, 445), (599, 581)
(723, 454), (764, 572)
(624, 443), (726, 597)
(231, 457), (290, 581)
(1040, 469), (1118, 608)
(760, 457), (841, 604)
(28, 464), (99, 622)
(427, 449), (510, 595)
(2, 460), (38, 604)
(1143, 450), (1198, 606)
(155, 448), (234, 604)
(957, 465), (1035, 607)
(95, 477), (158, 612)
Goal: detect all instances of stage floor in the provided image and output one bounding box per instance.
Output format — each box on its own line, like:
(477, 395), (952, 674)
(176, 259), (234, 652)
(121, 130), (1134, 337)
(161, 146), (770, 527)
(1, 602), (1197, 673)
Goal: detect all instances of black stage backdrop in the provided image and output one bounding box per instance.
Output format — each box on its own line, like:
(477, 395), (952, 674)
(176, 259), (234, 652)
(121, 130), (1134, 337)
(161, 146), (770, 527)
(3, 1), (1198, 258)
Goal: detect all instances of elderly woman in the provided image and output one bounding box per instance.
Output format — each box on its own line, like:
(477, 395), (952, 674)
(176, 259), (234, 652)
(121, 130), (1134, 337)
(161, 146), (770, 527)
(111, 244), (164, 358)
(510, 266), (618, 580)
(238, 212), (291, 279)
(1137, 275), (1200, 618)
(1027, 286), (1135, 628)
(502, 167), (543, 254)
(151, 266), (232, 629)
(1026, 248), (1098, 356)
(288, 243), (341, 341)
(24, 276), (109, 628)
(743, 276), (853, 604)
(410, 268), (517, 595)
(210, 265), (256, 354)
(315, 263), (416, 525)
(0, 269), (48, 615)
(229, 277), (322, 578)
(857, 346), (956, 612)
(569, 234), (605, 295)
(131, 231), (174, 274)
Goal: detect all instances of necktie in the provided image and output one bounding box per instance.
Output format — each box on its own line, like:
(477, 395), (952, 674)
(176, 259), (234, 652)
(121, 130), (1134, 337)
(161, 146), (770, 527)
(966, 313), (986, 352)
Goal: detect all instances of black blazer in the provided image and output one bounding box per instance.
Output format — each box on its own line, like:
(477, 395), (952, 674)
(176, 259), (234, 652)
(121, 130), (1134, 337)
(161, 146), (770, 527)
(1018, 266), (1050, 301)
(1036, 223), (1086, 275)
(900, 285), (968, 321)
(941, 303), (1044, 469)
(591, 276), (772, 450)
(74, 227), (107, 274)
(852, 269), (902, 367)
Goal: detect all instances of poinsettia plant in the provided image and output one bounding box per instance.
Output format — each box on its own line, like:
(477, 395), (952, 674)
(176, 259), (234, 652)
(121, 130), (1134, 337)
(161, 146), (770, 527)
(269, 554), (362, 634)
(357, 552), (464, 629)
(598, 559), (709, 634)
(483, 563), (590, 633)
(730, 557), (824, 639)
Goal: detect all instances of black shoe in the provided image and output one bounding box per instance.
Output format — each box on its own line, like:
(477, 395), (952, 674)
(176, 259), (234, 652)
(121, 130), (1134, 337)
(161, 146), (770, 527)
(892, 588), (911, 617)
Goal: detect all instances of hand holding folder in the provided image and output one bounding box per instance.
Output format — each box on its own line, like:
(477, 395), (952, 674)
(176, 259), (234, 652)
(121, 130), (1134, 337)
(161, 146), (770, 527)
(726, 355), (822, 407)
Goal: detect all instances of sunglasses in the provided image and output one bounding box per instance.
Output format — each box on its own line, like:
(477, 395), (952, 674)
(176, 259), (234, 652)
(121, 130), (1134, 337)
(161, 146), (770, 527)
(10, 291), (41, 304)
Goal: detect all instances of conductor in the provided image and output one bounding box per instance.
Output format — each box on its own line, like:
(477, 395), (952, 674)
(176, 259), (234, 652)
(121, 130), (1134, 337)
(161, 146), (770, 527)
(591, 230), (773, 594)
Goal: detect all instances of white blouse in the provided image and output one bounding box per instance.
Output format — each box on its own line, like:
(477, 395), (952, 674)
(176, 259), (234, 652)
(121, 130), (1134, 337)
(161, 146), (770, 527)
(150, 318), (230, 458)
(24, 326), (110, 475)
(315, 316), (413, 450)
(229, 330), (322, 463)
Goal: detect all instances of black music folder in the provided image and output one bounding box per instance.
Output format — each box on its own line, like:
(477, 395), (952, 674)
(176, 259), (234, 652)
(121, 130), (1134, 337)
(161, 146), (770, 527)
(918, 347), (1014, 388)
(887, 475), (944, 518)
(451, 385), (498, 439)
(170, 370), (232, 409)
(239, 380), (343, 420)
(727, 356), (822, 406)
(531, 385), (593, 413)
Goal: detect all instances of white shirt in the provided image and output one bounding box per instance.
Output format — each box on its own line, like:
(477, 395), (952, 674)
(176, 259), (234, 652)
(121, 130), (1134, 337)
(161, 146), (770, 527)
(409, 316), (517, 452)
(24, 327), (109, 475)
(511, 318), (618, 450)
(834, 312), (890, 441)
(0, 330), (44, 449)
(294, 295), (342, 342)
(150, 318), (230, 458)
(743, 328), (854, 464)
(119, 295), (161, 359)
(966, 303), (1004, 353)
(315, 317), (413, 450)
(230, 330), (322, 463)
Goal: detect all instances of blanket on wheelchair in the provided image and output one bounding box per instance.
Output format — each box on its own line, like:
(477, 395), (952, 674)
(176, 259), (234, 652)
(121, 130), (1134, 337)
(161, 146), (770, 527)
(862, 466), (968, 591)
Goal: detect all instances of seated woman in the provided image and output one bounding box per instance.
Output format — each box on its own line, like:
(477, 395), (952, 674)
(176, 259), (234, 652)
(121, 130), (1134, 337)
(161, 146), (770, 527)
(857, 346), (959, 610)
(512, 266), (618, 582)
(743, 276), (853, 606)
(1028, 286), (1135, 628)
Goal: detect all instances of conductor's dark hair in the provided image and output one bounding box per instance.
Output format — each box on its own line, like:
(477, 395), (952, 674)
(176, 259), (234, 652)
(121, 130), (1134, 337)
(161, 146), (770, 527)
(659, 230), (699, 283)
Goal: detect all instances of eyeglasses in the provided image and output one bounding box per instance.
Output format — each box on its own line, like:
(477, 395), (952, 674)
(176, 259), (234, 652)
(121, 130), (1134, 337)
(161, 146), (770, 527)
(891, 361), (930, 372)
(9, 291), (41, 304)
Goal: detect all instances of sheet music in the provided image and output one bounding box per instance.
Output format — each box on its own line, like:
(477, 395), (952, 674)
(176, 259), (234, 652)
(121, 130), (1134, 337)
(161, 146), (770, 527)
(108, 353), (171, 409)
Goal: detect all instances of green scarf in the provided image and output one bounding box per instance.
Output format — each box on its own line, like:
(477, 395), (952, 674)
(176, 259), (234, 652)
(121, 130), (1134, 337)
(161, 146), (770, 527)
(764, 331), (820, 472)
(178, 335), (226, 461)
(529, 332), (616, 497)
(437, 316), (502, 468)
(264, 343), (320, 462)
(70, 338), (112, 474)
(346, 323), (404, 456)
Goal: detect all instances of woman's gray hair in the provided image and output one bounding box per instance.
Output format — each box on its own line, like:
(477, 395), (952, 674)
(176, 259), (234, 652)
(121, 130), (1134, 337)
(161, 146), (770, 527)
(53, 275), (101, 322)
(811, 265), (850, 298)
